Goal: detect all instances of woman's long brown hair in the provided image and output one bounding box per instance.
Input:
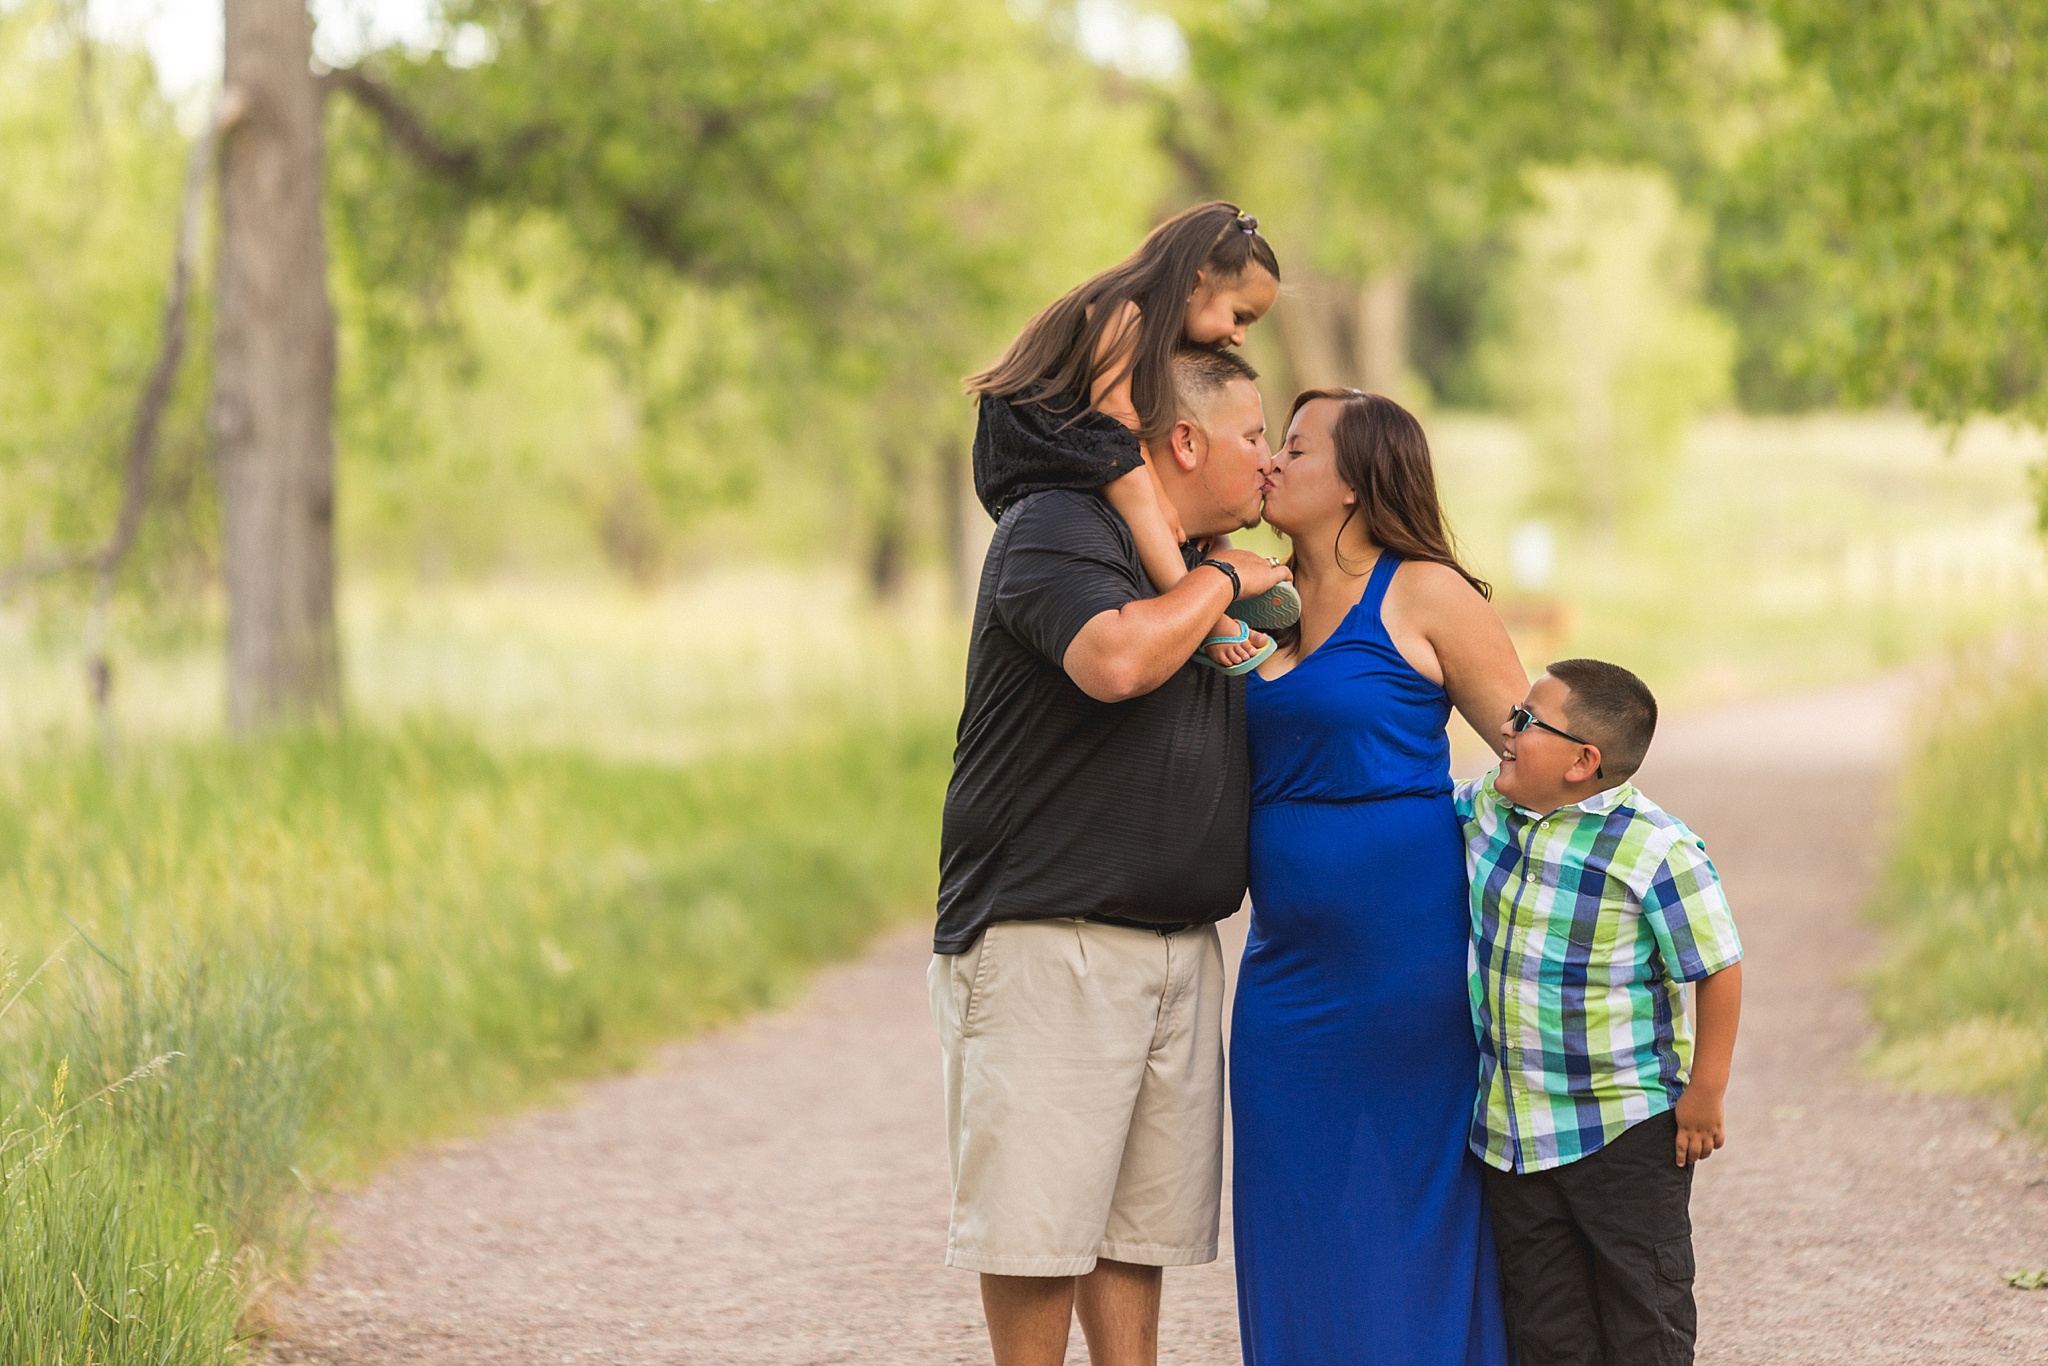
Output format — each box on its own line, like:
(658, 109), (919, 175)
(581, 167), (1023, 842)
(964, 202), (1280, 443)
(1276, 390), (1489, 648)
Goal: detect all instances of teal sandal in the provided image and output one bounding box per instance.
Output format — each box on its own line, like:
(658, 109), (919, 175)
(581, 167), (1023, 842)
(1231, 580), (1301, 632)
(1193, 618), (1277, 676)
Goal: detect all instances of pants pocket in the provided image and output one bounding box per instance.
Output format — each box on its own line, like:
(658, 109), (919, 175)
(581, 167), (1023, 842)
(1653, 1236), (1698, 1363)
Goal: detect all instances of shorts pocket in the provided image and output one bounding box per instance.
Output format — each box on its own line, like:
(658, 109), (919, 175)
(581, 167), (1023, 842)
(963, 924), (1000, 1034)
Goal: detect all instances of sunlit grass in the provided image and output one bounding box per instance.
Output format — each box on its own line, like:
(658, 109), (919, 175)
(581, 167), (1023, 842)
(1866, 636), (2048, 1131)
(0, 566), (965, 758)
(0, 715), (953, 1359)
(0, 575), (961, 1360)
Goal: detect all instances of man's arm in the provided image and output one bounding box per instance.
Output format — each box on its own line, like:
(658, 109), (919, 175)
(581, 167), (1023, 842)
(1062, 548), (1289, 703)
(1674, 962), (1743, 1166)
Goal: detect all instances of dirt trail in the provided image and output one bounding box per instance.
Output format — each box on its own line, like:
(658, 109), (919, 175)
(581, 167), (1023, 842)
(268, 681), (2048, 1364)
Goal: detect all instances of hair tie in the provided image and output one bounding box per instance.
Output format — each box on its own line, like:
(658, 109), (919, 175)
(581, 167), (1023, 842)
(1236, 212), (1259, 235)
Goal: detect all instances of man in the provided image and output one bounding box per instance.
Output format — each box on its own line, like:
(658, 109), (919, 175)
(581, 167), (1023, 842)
(931, 345), (1286, 1366)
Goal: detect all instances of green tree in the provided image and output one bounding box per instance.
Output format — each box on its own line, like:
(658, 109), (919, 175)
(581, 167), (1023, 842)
(1484, 167), (1734, 533)
(0, 7), (210, 601)
(1173, 0), (1714, 399)
(330, 0), (1165, 592)
(1716, 2), (2048, 441)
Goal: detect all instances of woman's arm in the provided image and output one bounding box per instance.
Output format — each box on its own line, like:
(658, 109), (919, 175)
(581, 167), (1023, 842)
(1383, 561), (1528, 755)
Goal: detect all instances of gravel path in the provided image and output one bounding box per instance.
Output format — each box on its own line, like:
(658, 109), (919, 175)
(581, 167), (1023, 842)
(267, 681), (2048, 1364)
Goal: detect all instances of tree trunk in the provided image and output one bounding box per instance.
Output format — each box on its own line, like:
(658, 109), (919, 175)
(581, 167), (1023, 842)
(1271, 278), (1352, 392)
(937, 435), (971, 613)
(1356, 267), (1412, 399)
(867, 445), (907, 602)
(211, 0), (341, 731)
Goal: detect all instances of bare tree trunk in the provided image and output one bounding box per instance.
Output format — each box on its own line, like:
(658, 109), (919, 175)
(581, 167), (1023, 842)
(1356, 267), (1412, 398)
(212, 0), (341, 730)
(867, 445), (907, 602)
(937, 435), (970, 613)
(1271, 278), (1353, 392)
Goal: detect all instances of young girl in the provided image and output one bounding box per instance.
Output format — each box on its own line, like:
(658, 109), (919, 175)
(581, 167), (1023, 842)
(965, 201), (1291, 672)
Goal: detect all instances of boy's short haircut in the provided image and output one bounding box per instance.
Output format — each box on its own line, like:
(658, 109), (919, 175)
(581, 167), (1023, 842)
(1171, 344), (1259, 418)
(1547, 658), (1658, 782)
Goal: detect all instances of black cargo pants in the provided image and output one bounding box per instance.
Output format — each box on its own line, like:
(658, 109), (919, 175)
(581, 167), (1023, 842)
(1482, 1110), (1697, 1366)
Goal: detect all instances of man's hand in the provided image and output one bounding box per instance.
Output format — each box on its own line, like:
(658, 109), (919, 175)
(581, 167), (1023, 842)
(1673, 1085), (1725, 1166)
(1203, 548), (1291, 600)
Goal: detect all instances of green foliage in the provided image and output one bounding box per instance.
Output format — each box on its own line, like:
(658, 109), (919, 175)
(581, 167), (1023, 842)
(328, 0), (1165, 576)
(0, 5), (212, 599)
(1178, 0), (1712, 269)
(0, 713), (953, 1355)
(1482, 166), (1734, 530)
(1409, 231), (1512, 407)
(1717, 2), (2048, 430)
(1866, 643), (2048, 1132)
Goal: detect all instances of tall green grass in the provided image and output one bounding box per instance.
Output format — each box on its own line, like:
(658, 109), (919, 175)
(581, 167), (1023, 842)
(0, 716), (952, 1361)
(1867, 639), (2048, 1129)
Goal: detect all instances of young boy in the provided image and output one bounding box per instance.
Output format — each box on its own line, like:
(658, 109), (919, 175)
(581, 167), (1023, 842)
(1454, 658), (1744, 1366)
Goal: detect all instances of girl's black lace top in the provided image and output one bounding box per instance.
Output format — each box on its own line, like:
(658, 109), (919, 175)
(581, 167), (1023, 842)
(971, 393), (1145, 521)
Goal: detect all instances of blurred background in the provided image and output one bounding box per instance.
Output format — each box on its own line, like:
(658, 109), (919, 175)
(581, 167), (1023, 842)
(1, 0), (2046, 1357)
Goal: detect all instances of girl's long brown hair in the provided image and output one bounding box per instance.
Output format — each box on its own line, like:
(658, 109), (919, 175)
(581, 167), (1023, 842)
(1284, 389), (1490, 634)
(965, 202), (1280, 443)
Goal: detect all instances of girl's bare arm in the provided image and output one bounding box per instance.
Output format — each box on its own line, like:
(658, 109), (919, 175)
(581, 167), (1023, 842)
(1090, 300), (1257, 663)
(1104, 466), (1189, 590)
(1089, 299), (1143, 430)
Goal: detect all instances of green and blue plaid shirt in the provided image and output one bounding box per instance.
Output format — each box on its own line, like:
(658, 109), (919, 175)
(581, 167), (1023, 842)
(1454, 771), (1743, 1174)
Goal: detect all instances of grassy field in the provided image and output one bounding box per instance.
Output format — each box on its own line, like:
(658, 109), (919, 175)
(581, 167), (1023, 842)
(0, 586), (959, 1362)
(0, 568), (965, 760)
(1865, 637), (2048, 1132)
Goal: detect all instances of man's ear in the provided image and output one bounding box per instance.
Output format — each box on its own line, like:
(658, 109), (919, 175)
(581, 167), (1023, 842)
(1566, 744), (1604, 785)
(1168, 418), (1203, 471)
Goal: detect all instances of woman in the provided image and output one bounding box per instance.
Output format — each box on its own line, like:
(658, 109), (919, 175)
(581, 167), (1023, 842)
(1232, 390), (1528, 1364)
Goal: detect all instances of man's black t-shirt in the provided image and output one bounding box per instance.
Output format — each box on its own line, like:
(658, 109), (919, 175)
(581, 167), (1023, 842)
(934, 490), (1250, 954)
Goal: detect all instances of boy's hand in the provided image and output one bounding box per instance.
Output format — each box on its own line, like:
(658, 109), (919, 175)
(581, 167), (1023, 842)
(1673, 1085), (1725, 1166)
(1676, 963), (1742, 1167)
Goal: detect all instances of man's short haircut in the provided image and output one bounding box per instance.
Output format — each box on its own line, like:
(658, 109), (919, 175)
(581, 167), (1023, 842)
(1546, 658), (1659, 781)
(1170, 344), (1259, 422)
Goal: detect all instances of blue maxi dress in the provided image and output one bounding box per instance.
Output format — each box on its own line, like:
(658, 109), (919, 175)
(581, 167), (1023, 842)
(1232, 552), (1511, 1366)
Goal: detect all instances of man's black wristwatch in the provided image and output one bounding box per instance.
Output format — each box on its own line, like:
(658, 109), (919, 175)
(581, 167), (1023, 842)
(1197, 558), (1242, 601)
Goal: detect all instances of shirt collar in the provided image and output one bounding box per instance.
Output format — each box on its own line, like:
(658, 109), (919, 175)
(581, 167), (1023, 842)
(1489, 769), (1636, 821)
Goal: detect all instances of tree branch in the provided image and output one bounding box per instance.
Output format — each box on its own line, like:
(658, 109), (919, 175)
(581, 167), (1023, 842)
(0, 91), (242, 606)
(321, 66), (480, 183)
(85, 90), (245, 724)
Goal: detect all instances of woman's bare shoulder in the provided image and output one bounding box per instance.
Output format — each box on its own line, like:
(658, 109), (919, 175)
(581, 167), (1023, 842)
(1391, 558), (1489, 607)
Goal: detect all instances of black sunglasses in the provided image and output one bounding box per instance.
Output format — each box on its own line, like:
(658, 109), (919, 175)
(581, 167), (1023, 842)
(1510, 704), (1588, 745)
(1510, 705), (1604, 779)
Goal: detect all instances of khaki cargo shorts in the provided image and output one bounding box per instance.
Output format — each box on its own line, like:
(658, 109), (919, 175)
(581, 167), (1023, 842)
(927, 916), (1225, 1276)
